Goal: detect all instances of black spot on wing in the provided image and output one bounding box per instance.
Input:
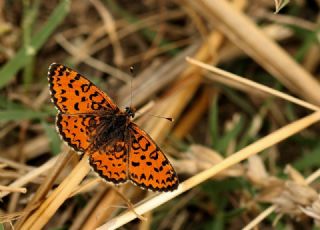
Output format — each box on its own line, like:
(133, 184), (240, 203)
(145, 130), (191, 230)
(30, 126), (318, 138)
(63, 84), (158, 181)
(131, 161), (140, 167)
(74, 102), (79, 111)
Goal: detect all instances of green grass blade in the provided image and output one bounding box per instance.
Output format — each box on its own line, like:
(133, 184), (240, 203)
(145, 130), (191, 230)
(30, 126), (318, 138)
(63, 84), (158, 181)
(223, 87), (255, 115)
(293, 143), (320, 171)
(0, 0), (70, 89)
(210, 97), (219, 148)
(215, 115), (244, 155)
(22, 0), (40, 87)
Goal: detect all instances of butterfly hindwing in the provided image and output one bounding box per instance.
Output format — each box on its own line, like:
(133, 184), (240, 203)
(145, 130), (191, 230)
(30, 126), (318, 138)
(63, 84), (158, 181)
(48, 63), (119, 114)
(56, 113), (103, 152)
(89, 141), (128, 184)
(128, 123), (179, 192)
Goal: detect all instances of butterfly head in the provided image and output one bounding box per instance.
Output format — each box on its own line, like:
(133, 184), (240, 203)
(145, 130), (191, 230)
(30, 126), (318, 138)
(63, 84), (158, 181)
(125, 106), (136, 118)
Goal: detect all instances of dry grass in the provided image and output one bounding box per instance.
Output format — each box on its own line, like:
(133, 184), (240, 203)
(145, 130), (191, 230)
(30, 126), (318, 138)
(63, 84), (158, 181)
(1, 0), (320, 229)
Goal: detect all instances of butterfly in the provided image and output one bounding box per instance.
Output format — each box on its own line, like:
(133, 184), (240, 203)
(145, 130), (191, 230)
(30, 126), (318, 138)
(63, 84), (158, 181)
(47, 63), (179, 192)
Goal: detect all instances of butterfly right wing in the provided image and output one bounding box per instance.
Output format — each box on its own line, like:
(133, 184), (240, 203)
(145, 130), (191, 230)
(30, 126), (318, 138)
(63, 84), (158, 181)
(128, 123), (179, 192)
(48, 63), (119, 114)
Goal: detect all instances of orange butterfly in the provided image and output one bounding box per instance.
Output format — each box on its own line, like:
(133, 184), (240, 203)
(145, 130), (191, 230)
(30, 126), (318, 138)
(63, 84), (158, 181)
(48, 63), (179, 192)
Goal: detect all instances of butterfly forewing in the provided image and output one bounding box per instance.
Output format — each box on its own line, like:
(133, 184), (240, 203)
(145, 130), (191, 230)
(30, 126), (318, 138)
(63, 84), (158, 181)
(48, 63), (119, 114)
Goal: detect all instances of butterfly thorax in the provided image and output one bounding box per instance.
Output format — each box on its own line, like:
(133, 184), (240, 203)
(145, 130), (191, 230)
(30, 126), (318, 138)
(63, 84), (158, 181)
(93, 107), (136, 149)
(88, 111), (130, 153)
(91, 107), (136, 152)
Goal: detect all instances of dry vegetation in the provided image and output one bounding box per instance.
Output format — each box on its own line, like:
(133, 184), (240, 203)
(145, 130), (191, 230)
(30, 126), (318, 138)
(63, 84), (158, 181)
(1, 0), (320, 229)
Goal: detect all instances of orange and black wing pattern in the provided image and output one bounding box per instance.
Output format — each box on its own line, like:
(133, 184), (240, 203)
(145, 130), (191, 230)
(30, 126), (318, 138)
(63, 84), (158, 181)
(128, 123), (179, 192)
(89, 141), (128, 184)
(48, 63), (118, 152)
(48, 63), (179, 191)
(48, 63), (118, 114)
(56, 113), (101, 152)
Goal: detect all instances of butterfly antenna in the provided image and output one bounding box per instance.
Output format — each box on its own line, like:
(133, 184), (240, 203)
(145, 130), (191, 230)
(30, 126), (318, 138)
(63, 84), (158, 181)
(135, 110), (174, 122)
(129, 66), (134, 108)
(150, 114), (174, 122)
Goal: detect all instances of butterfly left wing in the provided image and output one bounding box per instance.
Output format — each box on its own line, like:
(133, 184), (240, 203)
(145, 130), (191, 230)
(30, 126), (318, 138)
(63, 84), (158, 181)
(89, 141), (128, 184)
(48, 63), (119, 114)
(56, 113), (103, 152)
(128, 123), (179, 192)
